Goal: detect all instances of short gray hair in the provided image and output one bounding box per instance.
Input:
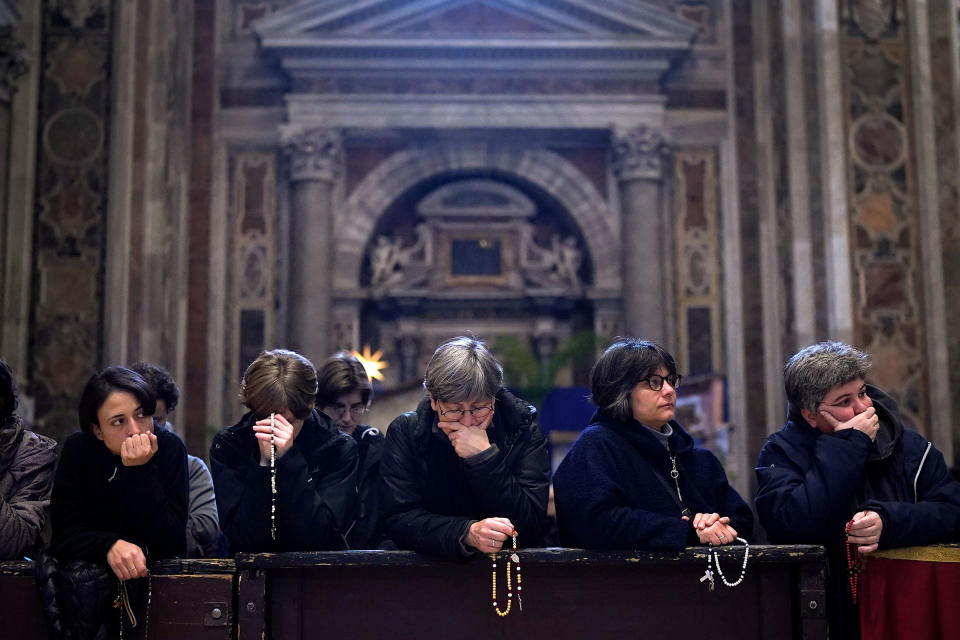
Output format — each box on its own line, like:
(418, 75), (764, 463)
(423, 336), (503, 403)
(784, 341), (871, 413)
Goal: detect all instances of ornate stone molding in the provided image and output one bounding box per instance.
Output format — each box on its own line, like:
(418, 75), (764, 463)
(279, 125), (342, 183)
(611, 125), (669, 181)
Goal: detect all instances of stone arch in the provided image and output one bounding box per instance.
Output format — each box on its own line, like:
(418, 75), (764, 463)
(334, 143), (620, 291)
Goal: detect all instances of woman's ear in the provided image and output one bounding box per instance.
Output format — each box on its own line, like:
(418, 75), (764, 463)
(799, 408), (818, 428)
(428, 393), (439, 413)
(91, 423), (104, 441)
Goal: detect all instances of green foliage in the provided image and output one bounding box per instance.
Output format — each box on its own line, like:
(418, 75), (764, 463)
(495, 331), (610, 410)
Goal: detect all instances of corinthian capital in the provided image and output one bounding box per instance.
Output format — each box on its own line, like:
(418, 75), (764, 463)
(611, 125), (669, 181)
(280, 125), (343, 183)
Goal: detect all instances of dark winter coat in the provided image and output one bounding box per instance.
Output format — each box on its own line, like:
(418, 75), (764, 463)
(0, 418), (57, 560)
(553, 410), (753, 550)
(50, 430), (189, 564)
(347, 425), (385, 549)
(380, 389), (550, 560)
(755, 385), (960, 639)
(210, 409), (358, 553)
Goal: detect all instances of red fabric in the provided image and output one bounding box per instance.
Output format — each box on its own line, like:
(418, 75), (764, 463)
(860, 555), (960, 640)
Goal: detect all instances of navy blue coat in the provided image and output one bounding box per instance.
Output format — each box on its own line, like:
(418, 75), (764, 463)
(755, 386), (960, 638)
(553, 411), (753, 551)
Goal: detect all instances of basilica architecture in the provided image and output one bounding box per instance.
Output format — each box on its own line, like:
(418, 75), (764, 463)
(0, 0), (958, 497)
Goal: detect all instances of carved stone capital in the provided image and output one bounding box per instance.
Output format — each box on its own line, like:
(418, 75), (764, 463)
(611, 125), (669, 181)
(280, 125), (343, 183)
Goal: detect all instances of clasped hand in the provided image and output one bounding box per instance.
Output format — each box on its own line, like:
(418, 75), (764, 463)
(254, 413), (296, 465)
(439, 420), (491, 458)
(846, 510), (882, 553)
(467, 517), (515, 554)
(120, 432), (158, 466)
(685, 512), (739, 546)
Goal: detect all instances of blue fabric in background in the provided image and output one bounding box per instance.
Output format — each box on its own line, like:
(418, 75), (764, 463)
(538, 387), (595, 433)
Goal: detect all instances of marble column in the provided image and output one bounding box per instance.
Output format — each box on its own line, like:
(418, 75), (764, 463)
(612, 126), (669, 344)
(281, 125), (342, 368)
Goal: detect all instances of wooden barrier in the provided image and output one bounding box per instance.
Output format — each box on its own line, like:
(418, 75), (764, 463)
(0, 546), (826, 639)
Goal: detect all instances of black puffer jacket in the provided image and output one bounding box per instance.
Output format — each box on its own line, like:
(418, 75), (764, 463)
(211, 409), (358, 553)
(347, 425), (385, 549)
(380, 389), (550, 560)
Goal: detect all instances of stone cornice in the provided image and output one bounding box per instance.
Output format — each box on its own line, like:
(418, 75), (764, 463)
(611, 125), (669, 180)
(279, 125), (343, 182)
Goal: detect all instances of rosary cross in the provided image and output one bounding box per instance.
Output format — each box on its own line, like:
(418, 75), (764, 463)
(700, 568), (715, 591)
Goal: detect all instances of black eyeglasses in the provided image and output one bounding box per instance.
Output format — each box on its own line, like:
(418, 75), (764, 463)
(639, 374), (682, 391)
(437, 405), (495, 421)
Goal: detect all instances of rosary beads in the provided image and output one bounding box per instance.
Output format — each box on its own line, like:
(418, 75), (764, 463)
(845, 521), (861, 605)
(700, 537), (750, 591)
(270, 413), (277, 541)
(491, 533), (522, 617)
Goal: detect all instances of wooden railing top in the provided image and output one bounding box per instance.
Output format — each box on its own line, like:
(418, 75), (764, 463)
(0, 545), (827, 576)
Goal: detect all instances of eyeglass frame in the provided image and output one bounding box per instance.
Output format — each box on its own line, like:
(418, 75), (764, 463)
(436, 404), (496, 421)
(638, 373), (682, 392)
(323, 402), (369, 419)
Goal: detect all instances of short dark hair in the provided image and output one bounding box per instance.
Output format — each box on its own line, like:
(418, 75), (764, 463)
(590, 338), (678, 423)
(0, 358), (18, 424)
(240, 349), (317, 421)
(77, 366), (157, 435)
(129, 361), (180, 412)
(316, 352), (372, 408)
(784, 341), (872, 413)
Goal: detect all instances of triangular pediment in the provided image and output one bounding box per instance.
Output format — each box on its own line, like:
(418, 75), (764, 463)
(254, 0), (698, 41)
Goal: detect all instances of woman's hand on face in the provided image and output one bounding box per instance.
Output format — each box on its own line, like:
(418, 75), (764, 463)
(467, 517), (515, 554)
(254, 413), (296, 465)
(439, 421), (491, 459)
(820, 406), (879, 441)
(120, 432), (158, 467)
(107, 539), (148, 581)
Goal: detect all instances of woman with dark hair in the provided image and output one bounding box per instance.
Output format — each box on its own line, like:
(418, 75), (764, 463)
(380, 336), (550, 560)
(553, 339), (752, 550)
(317, 351), (384, 548)
(210, 349), (358, 552)
(50, 366), (188, 578)
(0, 358), (57, 559)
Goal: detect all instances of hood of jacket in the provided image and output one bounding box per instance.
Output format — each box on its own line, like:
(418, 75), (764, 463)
(410, 387), (537, 454)
(784, 384), (902, 461)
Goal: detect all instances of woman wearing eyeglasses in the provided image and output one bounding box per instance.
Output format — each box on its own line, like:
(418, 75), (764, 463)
(317, 352), (384, 549)
(553, 338), (752, 550)
(380, 336), (550, 560)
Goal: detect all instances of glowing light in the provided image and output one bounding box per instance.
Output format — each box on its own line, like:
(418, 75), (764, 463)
(353, 345), (388, 381)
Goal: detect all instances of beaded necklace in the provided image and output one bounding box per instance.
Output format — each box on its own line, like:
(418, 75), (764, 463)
(491, 533), (522, 616)
(270, 413), (277, 541)
(700, 537), (750, 591)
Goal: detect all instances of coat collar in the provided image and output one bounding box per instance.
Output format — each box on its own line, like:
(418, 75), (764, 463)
(591, 409), (696, 457)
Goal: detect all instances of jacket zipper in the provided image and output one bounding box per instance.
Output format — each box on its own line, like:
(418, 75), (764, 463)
(669, 455), (692, 518)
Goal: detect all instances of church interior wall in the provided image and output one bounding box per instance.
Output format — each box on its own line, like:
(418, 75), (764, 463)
(0, 0), (958, 499)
